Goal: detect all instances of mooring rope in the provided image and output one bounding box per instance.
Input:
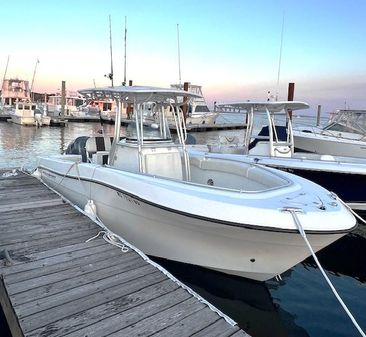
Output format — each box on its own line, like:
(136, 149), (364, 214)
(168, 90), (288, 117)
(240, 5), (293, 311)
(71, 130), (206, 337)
(86, 230), (129, 253)
(283, 207), (366, 337)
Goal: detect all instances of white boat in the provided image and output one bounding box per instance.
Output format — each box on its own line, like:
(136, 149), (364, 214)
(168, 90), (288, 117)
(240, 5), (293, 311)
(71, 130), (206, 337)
(10, 101), (50, 126)
(1, 78), (31, 108)
(293, 109), (366, 158)
(85, 99), (118, 122)
(170, 83), (218, 125)
(34, 86), (356, 281)
(45, 92), (85, 117)
(207, 101), (366, 211)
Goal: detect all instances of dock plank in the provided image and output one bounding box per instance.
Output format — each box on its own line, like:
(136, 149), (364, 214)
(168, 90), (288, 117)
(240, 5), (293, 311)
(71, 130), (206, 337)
(108, 297), (206, 337)
(28, 281), (185, 337)
(20, 271), (165, 333)
(0, 170), (249, 337)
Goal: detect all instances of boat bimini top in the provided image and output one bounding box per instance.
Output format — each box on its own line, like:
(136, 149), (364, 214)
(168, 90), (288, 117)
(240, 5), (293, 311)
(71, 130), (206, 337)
(78, 85), (202, 179)
(215, 101), (309, 157)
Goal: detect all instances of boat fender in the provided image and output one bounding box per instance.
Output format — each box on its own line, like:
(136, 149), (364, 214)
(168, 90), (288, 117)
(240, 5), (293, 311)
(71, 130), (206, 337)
(32, 168), (41, 179)
(84, 200), (97, 220)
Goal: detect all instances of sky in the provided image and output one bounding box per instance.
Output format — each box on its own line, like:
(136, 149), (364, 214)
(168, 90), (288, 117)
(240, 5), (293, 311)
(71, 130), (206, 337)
(1, 0), (366, 114)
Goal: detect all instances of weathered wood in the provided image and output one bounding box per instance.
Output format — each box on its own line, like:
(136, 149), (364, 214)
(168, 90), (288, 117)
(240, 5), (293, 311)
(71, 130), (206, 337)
(1, 238), (105, 268)
(4, 244), (124, 285)
(0, 226), (99, 253)
(11, 255), (142, 306)
(0, 277), (24, 337)
(108, 297), (206, 337)
(154, 307), (235, 337)
(20, 271), (165, 332)
(190, 319), (241, 337)
(27, 281), (182, 337)
(0, 198), (63, 213)
(0, 204), (74, 223)
(1, 239), (112, 277)
(0, 170), (249, 337)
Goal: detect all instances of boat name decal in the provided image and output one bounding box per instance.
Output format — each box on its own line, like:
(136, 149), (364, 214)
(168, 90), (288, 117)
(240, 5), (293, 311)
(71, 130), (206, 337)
(116, 191), (141, 205)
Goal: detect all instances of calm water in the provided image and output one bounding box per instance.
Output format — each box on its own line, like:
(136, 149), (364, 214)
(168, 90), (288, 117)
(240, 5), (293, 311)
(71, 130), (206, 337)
(0, 116), (365, 337)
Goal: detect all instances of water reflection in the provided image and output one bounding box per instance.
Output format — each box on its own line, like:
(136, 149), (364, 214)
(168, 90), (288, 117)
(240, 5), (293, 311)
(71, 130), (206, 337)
(303, 231), (366, 283)
(151, 256), (301, 337)
(0, 122), (115, 169)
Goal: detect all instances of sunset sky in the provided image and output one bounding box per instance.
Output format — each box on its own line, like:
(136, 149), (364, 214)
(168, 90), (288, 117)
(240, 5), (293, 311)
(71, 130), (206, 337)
(1, 0), (365, 113)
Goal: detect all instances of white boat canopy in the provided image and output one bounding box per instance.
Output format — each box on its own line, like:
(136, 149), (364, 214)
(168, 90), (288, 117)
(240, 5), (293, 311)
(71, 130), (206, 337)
(78, 85), (201, 104)
(216, 101), (309, 113)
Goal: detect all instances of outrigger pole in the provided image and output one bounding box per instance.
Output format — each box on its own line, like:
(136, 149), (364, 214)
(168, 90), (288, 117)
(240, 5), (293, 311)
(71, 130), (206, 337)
(30, 58), (39, 101)
(177, 23), (182, 86)
(123, 16), (127, 86)
(275, 12), (285, 101)
(105, 14), (114, 87)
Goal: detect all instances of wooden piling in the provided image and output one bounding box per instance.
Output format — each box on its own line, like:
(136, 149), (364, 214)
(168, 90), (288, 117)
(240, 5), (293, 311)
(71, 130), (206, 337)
(287, 82), (295, 119)
(60, 81), (66, 117)
(182, 82), (189, 121)
(316, 105), (321, 126)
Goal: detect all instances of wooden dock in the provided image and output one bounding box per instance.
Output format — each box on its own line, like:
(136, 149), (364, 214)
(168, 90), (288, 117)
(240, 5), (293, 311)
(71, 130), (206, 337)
(0, 169), (249, 337)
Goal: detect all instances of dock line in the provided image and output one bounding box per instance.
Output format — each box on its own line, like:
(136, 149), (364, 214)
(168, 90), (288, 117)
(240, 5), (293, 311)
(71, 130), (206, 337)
(283, 207), (366, 337)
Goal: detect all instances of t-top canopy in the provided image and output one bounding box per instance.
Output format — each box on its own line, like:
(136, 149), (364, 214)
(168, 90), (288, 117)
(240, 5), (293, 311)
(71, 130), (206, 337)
(216, 101), (309, 113)
(78, 85), (202, 104)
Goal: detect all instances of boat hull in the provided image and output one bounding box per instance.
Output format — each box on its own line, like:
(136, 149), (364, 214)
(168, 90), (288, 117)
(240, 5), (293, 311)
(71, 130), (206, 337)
(10, 115), (36, 126)
(293, 131), (366, 158)
(37, 160), (353, 281)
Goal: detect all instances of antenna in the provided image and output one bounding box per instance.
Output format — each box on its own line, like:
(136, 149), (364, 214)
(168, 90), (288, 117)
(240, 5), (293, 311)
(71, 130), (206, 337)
(105, 14), (114, 87)
(177, 23), (182, 86)
(123, 16), (127, 86)
(30, 58), (40, 101)
(275, 12), (285, 101)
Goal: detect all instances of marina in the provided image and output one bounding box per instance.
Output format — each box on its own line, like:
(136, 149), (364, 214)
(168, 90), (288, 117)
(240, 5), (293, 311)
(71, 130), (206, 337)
(0, 107), (365, 337)
(0, 169), (247, 337)
(2, 1), (366, 336)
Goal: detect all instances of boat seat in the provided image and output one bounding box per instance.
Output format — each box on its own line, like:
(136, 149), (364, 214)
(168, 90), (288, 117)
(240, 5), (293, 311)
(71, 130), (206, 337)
(85, 136), (115, 164)
(249, 125), (288, 150)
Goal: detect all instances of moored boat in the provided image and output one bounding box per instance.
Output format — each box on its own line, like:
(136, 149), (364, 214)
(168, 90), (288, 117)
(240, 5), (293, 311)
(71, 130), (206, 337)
(34, 87), (356, 281)
(10, 101), (50, 126)
(206, 101), (366, 211)
(293, 108), (366, 158)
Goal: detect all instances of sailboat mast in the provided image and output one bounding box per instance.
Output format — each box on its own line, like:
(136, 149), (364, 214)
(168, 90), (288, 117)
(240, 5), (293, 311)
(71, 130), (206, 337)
(109, 14), (114, 87)
(123, 16), (127, 86)
(30, 58), (39, 101)
(275, 12), (285, 101)
(177, 23), (182, 86)
(1, 55), (9, 93)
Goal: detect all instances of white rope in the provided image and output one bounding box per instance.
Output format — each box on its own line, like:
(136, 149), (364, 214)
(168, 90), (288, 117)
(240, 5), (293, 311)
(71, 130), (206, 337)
(285, 208), (366, 337)
(332, 192), (366, 226)
(86, 230), (129, 253)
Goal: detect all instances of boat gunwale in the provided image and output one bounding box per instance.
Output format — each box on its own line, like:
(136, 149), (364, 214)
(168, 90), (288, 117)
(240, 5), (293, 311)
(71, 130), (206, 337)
(37, 164), (357, 235)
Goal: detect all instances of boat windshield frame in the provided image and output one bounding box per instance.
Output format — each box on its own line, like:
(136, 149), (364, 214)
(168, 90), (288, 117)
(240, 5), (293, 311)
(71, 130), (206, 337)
(325, 109), (366, 135)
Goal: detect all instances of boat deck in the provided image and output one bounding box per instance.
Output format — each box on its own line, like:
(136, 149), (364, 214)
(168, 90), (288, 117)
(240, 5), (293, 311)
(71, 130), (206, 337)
(0, 169), (249, 337)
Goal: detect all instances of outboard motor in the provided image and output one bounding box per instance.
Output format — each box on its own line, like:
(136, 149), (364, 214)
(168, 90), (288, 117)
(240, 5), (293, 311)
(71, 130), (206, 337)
(65, 136), (89, 162)
(34, 109), (43, 127)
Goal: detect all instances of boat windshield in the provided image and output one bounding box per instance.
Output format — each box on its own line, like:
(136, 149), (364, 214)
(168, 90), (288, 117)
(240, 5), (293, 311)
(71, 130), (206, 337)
(125, 119), (172, 141)
(325, 110), (366, 135)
